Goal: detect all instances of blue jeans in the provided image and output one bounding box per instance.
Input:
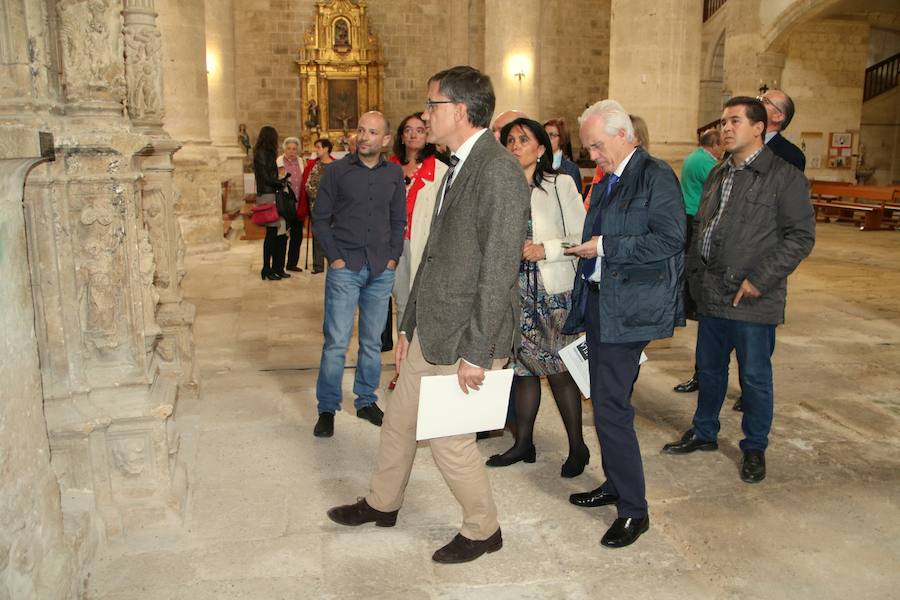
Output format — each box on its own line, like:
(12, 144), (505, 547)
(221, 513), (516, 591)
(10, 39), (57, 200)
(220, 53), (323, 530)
(316, 264), (395, 414)
(692, 316), (777, 451)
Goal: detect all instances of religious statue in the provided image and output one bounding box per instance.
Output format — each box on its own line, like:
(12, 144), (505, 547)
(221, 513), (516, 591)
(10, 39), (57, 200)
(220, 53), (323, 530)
(238, 124), (251, 155)
(305, 100), (320, 130)
(334, 18), (350, 49)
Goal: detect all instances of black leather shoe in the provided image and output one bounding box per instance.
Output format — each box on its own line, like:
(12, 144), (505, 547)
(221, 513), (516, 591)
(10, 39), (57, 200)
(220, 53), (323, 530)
(741, 450), (766, 483)
(485, 445), (536, 467)
(432, 528), (502, 564)
(560, 445), (590, 478)
(285, 265), (303, 272)
(661, 429), (718, 454)
(601, 516), (649, 548)
(673, 376), (699, 393)
(313, 412), (334, 437)
(327, 498), (398, 527)
(274, 270), (291, 278)
(311, 267), (324, 274)
(356, 403), (383, 426)
(733, 396), (744, 412)
(569, 485), (618, 507)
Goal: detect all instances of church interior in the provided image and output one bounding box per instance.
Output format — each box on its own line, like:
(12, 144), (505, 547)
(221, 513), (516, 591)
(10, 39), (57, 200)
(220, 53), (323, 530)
(1, 0), (899, 598)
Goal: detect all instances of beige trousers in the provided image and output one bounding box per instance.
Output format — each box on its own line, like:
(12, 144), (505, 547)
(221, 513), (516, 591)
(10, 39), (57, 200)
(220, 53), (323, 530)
(367, 335), (504, 540)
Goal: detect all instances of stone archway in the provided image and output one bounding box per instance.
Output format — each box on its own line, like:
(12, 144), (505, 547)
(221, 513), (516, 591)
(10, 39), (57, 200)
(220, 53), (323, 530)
(699, 29), (727, 127)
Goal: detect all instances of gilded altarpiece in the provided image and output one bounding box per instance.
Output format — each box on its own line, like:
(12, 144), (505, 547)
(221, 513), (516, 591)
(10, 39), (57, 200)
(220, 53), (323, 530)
(297, 0), (385, 150)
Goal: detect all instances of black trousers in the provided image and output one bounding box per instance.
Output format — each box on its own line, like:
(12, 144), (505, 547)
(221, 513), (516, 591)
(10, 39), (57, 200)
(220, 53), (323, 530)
(263, 227), (287, 273)
(311, 236), (324, 270)
(286, 220), (303, 268)
(586, 287), (649, 518)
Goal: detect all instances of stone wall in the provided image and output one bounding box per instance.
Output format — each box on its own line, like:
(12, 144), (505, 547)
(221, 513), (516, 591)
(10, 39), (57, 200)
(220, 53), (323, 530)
(860, 86), (900, 185)
(781, 19), (869, 181)
(234, 0), (609, 154)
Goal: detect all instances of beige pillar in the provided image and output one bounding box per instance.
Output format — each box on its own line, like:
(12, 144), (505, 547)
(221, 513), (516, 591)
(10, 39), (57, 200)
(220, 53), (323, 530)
(608, 0), (703, 166)
(205, 0), (245, 211)
(484, 0), (540, 119)
(158, 0), (227, 253)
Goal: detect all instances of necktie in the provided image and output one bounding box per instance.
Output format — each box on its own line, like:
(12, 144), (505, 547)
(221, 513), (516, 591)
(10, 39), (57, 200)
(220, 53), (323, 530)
(444, 154), (460, 191)
(437, 154), (460, 215)
(582, 173), (619, 278)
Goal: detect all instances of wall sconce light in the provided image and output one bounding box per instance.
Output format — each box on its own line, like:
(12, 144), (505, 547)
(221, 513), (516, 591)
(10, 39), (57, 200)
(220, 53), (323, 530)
(206, 49), (218, 76)
(507, 53), (530, 83)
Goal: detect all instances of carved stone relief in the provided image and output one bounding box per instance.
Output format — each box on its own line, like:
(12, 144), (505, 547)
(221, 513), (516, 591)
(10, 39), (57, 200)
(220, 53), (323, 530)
(57, 0), (125, 106)
(124, 25), (164, 123)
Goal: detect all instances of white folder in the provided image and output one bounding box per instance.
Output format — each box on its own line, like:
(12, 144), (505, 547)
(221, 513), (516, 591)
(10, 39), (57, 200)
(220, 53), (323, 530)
(558, 335), (648, 398)
(415, 369), (515, 441)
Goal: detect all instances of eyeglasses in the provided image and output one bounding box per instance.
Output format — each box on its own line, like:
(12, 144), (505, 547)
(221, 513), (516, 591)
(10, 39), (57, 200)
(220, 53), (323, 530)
(424, 99), (453, 112)
(756, 95), (783, 114)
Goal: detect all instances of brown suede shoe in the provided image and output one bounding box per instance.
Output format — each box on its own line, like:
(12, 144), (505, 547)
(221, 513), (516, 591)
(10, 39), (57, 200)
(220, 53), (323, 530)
(432, 528), (502, 564)
(327, 498), (398, 527)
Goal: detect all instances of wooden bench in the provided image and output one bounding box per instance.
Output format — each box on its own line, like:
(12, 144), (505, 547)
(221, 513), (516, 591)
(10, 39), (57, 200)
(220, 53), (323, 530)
(810, 183), (898, 231)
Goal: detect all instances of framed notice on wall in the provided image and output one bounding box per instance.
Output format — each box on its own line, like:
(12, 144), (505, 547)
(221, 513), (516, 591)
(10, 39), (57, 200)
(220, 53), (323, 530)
(827, 132), (853, 169)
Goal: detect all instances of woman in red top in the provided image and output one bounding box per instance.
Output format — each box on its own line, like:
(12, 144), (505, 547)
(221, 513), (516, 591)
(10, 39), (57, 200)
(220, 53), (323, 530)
(387, 113), (448, 387)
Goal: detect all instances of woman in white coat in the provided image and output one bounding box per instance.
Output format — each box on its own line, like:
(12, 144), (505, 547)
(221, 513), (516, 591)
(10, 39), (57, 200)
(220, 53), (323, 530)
(387, 112), (448, 388)
(487, 118), (589, 477)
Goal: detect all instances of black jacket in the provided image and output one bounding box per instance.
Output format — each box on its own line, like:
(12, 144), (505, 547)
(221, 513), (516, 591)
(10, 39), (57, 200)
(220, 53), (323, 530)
(253, 148), (281, 195)
(688, 146), (815, 325)
(767, 132), (806, 172)
(564, 147), (686, 343)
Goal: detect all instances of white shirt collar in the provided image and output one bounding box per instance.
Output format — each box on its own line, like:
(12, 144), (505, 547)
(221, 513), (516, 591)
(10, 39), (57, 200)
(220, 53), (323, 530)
(613, 147), (638, 178)
(450, 128), (488, 174)
(765, 131), (777, 144)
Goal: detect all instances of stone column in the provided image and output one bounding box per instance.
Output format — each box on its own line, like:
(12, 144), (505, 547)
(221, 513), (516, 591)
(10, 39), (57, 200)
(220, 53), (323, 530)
(157, 0), (227, 253)
(484, 0), (540, 118)
(608, 0), (703, 166)
(205, 0), (245, 212)
(124, 0), (197, 401)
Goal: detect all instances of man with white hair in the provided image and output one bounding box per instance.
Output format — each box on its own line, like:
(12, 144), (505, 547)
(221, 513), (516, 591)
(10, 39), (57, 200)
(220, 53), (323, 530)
(562, 100), (685, 548)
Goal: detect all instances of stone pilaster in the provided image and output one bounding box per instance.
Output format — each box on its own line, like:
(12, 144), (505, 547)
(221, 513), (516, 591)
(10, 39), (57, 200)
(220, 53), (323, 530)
(608, 0), (703, 166)
(205, 0), (246, 211)
(157, 0), (227, 254)
(484, 0), (541, 118)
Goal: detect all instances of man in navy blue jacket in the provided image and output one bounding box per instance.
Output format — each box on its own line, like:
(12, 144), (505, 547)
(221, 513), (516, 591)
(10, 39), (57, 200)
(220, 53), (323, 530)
(563, 100), (685, 549)
(759, 89), (805, 172)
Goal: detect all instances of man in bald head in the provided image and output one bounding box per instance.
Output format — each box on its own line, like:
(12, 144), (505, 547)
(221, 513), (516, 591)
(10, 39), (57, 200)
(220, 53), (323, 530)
(758, 88), (805, 172)
(491, 109), (527, 140)
(311, 111), (407, 438)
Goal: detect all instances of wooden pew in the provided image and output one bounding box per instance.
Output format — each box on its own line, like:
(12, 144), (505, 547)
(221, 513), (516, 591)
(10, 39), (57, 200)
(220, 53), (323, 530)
(810, 183), (898, 231)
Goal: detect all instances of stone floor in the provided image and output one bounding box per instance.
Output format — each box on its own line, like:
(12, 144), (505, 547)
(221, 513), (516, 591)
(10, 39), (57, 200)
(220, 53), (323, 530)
(84, 223), (900, 599)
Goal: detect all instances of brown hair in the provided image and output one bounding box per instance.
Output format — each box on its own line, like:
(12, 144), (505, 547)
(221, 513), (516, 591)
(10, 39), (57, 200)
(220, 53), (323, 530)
(543, 118), (574, 160)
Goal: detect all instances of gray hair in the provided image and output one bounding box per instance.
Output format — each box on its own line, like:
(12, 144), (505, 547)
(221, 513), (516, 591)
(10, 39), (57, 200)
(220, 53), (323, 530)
(578, 100), (635, 143)
(282, 136), (301, 149)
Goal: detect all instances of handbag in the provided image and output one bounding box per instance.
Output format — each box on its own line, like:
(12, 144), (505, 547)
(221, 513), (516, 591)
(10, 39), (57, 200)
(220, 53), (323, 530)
(276, 184), (299, 226)
(251, 202), (279, 226)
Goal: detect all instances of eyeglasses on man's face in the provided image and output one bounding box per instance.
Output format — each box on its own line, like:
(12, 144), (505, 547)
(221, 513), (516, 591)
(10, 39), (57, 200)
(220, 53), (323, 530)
(424, 99), (454, 112)
(756, 95), (783, 114)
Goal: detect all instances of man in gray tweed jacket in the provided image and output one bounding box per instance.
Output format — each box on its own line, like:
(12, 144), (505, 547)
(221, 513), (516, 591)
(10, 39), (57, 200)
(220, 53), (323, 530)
(327, 66), (530, 564)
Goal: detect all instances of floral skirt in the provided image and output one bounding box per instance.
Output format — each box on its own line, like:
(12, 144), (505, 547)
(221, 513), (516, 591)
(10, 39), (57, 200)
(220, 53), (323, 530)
(508, 265), (577, 377)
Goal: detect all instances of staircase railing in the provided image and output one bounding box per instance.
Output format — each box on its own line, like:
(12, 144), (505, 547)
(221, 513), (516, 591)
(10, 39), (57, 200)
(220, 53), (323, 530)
(703, 0), (728, 22)
(864, 53), (899, 102)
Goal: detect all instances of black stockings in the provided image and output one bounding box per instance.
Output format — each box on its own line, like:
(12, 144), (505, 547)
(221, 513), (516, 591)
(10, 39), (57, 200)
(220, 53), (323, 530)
(501, 373), (586, 459)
